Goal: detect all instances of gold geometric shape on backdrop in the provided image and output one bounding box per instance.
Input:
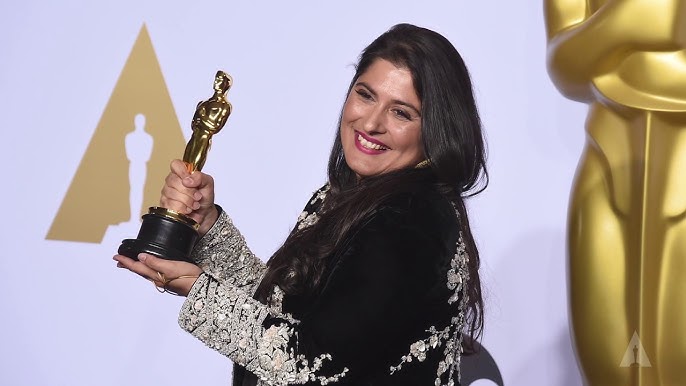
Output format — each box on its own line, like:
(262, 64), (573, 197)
(47, 24), (185, 243)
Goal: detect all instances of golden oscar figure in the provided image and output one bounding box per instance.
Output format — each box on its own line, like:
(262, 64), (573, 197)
(545, 1), (686, 385)
(118, 70), (232, 261)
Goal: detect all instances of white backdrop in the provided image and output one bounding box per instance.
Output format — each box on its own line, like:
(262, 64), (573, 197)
(0, 1), (586, 385)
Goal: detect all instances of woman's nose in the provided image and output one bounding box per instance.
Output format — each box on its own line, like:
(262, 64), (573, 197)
(361, 106), (386, 134)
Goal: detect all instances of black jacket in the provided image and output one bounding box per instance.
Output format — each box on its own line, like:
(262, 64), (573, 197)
(180, 180), (468, 386)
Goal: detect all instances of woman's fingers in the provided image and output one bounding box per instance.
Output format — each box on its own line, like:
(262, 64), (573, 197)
(120, 253), (203, 296)
(114, 254), (166, 286)
(164, 171), (199, 197)
(170, 159), (190, 178)
(170, 159), (201, 188)
(161, 163), (204, 210)
(170, 159), (206, 188)
(161, 159), (216, 232)
(115, 253), (201, 278)
(160, 184), (200, 214)
(137, 253), (174, 275)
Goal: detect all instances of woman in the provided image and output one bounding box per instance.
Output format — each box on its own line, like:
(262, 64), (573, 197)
(115, 23), (487, 386)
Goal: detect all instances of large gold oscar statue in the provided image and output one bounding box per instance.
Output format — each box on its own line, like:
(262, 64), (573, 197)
(545, 1), (686, 385)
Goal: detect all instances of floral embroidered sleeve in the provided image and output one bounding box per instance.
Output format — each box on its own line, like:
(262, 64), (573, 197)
(179, 273), (348, 385)
(179, 190), (468, 385)
(188, 208), (267, 289)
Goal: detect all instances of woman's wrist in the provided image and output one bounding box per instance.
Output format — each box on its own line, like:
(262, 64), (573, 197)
(198, 205), (220, 237)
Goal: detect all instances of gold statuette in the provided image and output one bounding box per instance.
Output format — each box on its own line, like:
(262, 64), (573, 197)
(545, 1), (686, 384)
(118, 71), (233, 261)
(183, 71), (232, 172)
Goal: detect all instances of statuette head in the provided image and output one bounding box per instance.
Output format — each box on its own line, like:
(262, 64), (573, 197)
(214, 71), (232, 96)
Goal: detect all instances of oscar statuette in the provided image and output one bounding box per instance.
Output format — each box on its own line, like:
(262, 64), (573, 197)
(118, 70), (232, 261)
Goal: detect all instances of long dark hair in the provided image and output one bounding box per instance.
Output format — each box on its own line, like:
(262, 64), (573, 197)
(256, 23), (487, 346)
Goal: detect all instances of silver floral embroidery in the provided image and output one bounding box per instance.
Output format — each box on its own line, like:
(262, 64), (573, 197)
(179, 274), (348, 385)
(297, 211), (319, 230)
(189, 210), (266, 290)
(389, 204), (470, 386)
(310, 184), (330, 205)
(296, 184), (329, 231)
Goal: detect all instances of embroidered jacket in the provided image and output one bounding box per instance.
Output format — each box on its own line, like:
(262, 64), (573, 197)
(179, 180), (470, 386)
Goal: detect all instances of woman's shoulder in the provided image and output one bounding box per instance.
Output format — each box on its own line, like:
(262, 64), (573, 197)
(377, 183), (459, 235)
(336, 185), (461, 270)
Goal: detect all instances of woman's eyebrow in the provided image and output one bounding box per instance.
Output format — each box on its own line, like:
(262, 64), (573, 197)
(355, 81), (421, 115)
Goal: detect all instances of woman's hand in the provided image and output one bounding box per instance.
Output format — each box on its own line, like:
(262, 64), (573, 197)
(161, 159), (219, 236)
(114, 253), (203, 297)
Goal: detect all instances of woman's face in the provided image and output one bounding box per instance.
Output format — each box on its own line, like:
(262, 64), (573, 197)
(340, 59), (424, 178)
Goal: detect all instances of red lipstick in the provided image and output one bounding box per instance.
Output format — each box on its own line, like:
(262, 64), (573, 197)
(354, 130), (389, 155)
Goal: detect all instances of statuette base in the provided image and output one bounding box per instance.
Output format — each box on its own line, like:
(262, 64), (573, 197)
(118, 208), (199, 262)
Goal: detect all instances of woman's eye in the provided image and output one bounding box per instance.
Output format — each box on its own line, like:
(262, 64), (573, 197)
(356, 89), (372, 100)
(393, 109), (411, 120)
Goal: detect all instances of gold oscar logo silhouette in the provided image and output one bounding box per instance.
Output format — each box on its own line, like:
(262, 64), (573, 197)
(46, 24), (185, 244)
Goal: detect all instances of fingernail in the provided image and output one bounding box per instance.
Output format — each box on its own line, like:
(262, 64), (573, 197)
(138, 253), (147, 261)
(193, 202), (200, 210)
(185, 177), (193, 184)
(194, 192), (202, 200)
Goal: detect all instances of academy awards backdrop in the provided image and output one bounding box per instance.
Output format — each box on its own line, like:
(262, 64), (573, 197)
(1, 2), (590, 385)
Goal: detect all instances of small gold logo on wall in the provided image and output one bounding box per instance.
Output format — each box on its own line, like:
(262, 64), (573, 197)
(47, 24), (185, 244)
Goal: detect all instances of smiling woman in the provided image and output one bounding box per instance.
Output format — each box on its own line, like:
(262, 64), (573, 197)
(115, 23), (488, 386)
(341, 60), (424, 177)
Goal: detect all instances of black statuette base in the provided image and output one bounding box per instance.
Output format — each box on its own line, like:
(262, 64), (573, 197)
(118, 212), (198, 262)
